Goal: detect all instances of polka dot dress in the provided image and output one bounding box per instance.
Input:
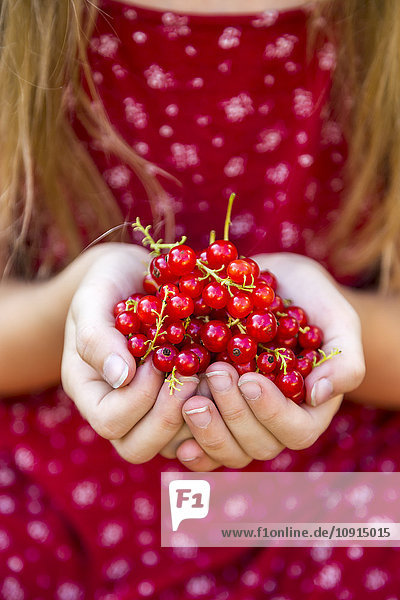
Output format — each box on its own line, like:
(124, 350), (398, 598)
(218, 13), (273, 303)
(1, 1), (399, 598)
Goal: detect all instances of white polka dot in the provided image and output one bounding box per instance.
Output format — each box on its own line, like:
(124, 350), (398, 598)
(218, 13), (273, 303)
(138, 581), (155, 597)
(224, 156), (245, 177)
(93, 71), (103, 85)
(298, 154), (314, 167)
(27, 521), (50, 543)
(1, 578), (24, 600)
(218, 61), (231, 73)
(189, 77), (204, 88)
(14, 447), (35, 472)
(185, 45), (197, 56)
(165, 104), (179, 117)
(71, 481), (99, 507)
(192, 174), (204, 185)
(56, 582), (84, 600)
(105, 558), (130, 580)
(218, 27), (241, 49)
(134, 142), (149, 156)
(99, 522), (124, 547)
(132, 31), (147, 44)
(364, 568), (388, 591)
(7, 556), (23, 573)
(212, 136), (224, 148)
(141, 550), (159, 566)
(314, 564), (342, 590)
(159, 125), (174, 137)
(264, 74), (275, 86)
(123, 8), (137, 20)
(296, 131), (308, 145)
(196, 115), (211, 127)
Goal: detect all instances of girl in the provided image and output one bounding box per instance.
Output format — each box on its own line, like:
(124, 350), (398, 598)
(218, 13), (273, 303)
(0, 0), (398, 597)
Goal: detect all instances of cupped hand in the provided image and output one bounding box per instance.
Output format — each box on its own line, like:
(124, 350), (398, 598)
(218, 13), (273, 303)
(173, 252), (365, 471)
(61, 243), (198, 463)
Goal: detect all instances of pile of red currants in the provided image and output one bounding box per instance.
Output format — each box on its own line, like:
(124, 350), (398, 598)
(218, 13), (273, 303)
(114, 195), (339, 402)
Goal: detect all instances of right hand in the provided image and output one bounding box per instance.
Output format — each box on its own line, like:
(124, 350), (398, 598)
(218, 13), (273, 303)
(61, 243), (199, 463)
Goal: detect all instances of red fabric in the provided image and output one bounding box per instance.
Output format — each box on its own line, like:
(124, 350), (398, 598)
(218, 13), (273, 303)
(0, 2), (398, 598)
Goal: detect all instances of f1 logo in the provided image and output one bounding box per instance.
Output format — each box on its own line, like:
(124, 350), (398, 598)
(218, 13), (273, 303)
(169, 480), (211, 531)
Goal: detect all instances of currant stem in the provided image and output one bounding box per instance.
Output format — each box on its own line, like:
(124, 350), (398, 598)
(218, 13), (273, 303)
(168, 367), (184, 395)
(132, 217), (187, 255)
(140, 291), (173, 362)
(227, 317), (246, 334)
(312, 348), (341, 368)
(125, 299), (138, 311)
(223, 193), (236, 241)
(196, 259), (255, 292)
(209, 230), (216, 245)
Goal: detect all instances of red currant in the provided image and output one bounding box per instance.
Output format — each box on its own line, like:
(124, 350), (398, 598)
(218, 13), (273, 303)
(168, 245), (196, 276)
(269, 295), (285, 314)
(235, 359), (257, 376)
(157, 283), (179, 300)
(200, 320), (232, 352)
(167, 294), (194, 320)
(178, 270), (204, 298)
(245, 258), (260, 280)
(291, 386), (306, 404)
(182, 343), (210, 373)
(137, 296), (162, 326)
(185, 318), (203, 343)
(295, 355), (312, 378)
(127, 334), (148, 358)
(276, 369), (304, 399)
(251, 281), (275, 310)
(166, 321), (185, 345)
(206, 240), (238, 269)
(202, 282), (229, 309)
(215, 350), (231, 363)
(277, 316), (299, 339)
(115, 311), (141, 335)
(193, 296), (212, 316)
(145, 324), (168, 345)
(152, 344), (178, 372)
(150, 255), (175, 283)
(227, 259), (253, 285)
(174, 350), (200, 376)
(143, 273), (159, 294)
(259, 270), (277, 291)
(286, 306), (308, 328)
(298, 325), (323, 350)
(275, 348), (297, 372)
(257, 351), (277, 375)
(227, 291), (253, 319)
(227, 334), (257, 364)
(246, 311), (277, 342)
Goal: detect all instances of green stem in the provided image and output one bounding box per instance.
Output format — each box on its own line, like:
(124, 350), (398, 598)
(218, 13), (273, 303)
(196, 259), (255, 293)
(223, 193), (236, 241)
(132, 217), (187, 255)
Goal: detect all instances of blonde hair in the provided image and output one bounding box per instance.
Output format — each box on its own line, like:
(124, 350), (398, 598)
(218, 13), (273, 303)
(0, 0), (400, 290)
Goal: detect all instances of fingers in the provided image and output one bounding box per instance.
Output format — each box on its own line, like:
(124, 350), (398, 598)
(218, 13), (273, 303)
(251, 252), (366, 406)
(159, 423), (193, 459)
(304, 336), (365, 407)
(176, 438), (222, 472)
(112, 375), (199, 463)
(70, 284), (136, 389)
(237, 371), (343, 450)
(205, 363), (285, 461)
(62, 352), (164, 440)
(181, 396), (252, 469)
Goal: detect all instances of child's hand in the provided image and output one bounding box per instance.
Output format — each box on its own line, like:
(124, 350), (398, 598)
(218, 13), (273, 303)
(173, 253), (365, 471)
(61, 243), (198, 463)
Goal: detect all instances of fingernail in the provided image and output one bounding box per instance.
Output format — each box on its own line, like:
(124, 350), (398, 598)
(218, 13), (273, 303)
(178, 376), (200, 384)
(180, 455), (200, 462)
(205, 371), (232, 392)
(238, 379), (262, 400)
(103, 354), (129, 389)
(311, 378), (333, 406)
(184, 406), (212, 428)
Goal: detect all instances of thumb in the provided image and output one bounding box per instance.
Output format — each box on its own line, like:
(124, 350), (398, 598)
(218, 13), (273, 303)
(71, 289), (136, 389)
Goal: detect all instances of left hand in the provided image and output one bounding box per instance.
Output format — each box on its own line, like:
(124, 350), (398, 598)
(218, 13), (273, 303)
(165, 252), (365, 471)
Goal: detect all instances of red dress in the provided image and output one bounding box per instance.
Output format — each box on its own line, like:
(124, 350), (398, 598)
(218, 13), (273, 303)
(0, 1), (398, 598)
